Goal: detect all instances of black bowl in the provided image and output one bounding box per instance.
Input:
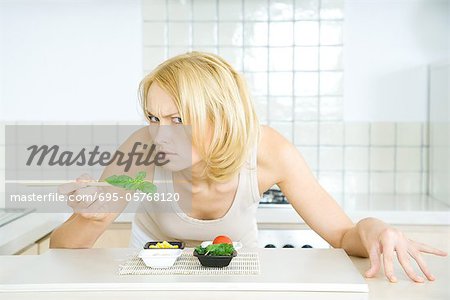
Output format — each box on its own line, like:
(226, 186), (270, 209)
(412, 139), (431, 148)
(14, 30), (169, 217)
(193, 249), (237, 268)
(143, 241), (185, 249)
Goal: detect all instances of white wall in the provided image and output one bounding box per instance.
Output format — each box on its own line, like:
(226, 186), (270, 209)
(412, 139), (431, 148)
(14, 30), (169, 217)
(429, 62), (449, 205)
(0, 0), (143, 122)
(343, 0), (449, 122)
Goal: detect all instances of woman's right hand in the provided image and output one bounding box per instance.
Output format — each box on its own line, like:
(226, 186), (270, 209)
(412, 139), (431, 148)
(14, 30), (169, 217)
(58, 174), (109, 221)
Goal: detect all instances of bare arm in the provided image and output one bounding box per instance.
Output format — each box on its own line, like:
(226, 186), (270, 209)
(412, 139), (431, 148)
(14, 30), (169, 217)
(261, 127), (365, 255)
(49, 127), (154, 248)
(263, 126), (448, 283)
(49, 212), (118, 249)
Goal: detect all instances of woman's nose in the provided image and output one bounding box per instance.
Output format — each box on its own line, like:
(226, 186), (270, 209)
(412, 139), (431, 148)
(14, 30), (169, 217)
(153, 125), (173, 145)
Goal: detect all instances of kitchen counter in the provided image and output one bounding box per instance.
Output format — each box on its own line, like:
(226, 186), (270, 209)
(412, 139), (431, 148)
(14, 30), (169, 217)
(351, 254), (450, 300)
(256, 194), (450, 225)
(0, 212), (66, 255)
(0, 248), (448, 300)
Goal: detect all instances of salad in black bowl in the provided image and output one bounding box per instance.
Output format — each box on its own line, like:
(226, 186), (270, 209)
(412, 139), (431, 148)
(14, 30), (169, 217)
(194, 237), (237, 268)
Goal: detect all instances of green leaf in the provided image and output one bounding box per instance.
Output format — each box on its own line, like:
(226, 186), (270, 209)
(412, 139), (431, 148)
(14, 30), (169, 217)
(105, 175), (133, 188)
(125, 181), (142, 190)
(135, 171), (146, 181)
(195, 243), (234, 256)
(104, 171), (156, 194)
(138, 181), (157, 194)
(195, 245), (207, 255)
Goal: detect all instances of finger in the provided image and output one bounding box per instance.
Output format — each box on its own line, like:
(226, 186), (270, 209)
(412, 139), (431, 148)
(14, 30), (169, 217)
(79, 212), (108, 221)
(78, 194), (112, 220)
(58, 181), (88, 195)
(76, 173), (95, 183)
(409, 239), (448, 256)
(365, 244), (381, 278)
(69, 186), (100, 209)
(80, 198), (114, 220)
(408, 247), (435, 281)
(382, 242), (398, 283)
(396, 246), (424, 283)
(58, 173), (92, 195)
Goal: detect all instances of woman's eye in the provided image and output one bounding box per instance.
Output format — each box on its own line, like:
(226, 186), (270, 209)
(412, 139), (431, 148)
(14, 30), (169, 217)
(173, 117), (183, 124)
(148, 115), (159, 123)
(147, 115), (181, 124)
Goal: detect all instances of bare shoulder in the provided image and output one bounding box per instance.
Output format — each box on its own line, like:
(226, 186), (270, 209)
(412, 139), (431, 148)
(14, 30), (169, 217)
(100, 126), (155, 181)
(256, 125), (298, 192)
(116, 126), (153, 157)
(257, 125), (297, 168)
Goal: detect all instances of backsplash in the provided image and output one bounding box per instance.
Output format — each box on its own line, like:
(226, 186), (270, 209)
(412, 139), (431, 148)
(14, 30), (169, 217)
(428, 62), (449, 206)
(297, 121), (429, 199)
(140, 0), (428, 198)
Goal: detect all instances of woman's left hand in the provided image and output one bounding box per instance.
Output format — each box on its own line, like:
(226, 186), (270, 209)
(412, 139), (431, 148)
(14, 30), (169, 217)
(357, 218), (448, 283)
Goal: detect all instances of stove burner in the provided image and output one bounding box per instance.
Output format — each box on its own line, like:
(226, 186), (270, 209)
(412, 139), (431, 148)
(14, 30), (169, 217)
(260, 188), (289, 204)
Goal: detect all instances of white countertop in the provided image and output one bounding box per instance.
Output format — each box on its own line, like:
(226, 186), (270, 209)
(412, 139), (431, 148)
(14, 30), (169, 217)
(0, 213), (66, 255)
(258, 194), (450, 225)
(0, 248), (448, 300)
(0, 248), (368, 294)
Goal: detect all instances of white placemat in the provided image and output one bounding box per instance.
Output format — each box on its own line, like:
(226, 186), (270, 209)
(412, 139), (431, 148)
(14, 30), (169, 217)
(118, 252), (260, 275)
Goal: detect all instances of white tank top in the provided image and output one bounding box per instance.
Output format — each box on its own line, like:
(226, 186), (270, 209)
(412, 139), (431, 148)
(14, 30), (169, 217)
(130, 143), (261, 248)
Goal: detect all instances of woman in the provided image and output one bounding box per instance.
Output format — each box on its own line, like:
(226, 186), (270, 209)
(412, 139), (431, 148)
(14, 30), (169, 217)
(50, 51), (447, 283)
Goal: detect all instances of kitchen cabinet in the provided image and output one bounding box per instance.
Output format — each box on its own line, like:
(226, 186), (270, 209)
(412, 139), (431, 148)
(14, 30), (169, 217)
(92, 223), (131, 248)
(15, 223), (131, 255)
(37, 236), (50, 254)
(15, 243), (39, 255)
(16, 235), (50, 255)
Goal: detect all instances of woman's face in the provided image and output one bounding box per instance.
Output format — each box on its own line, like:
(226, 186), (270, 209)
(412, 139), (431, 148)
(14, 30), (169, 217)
(145, 83), (203, 172)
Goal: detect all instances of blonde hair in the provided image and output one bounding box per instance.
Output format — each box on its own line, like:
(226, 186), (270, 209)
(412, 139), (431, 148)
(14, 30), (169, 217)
(139, 51), (261, 183)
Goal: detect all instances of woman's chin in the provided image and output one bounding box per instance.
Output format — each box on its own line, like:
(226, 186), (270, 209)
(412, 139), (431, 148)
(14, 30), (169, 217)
(159, 159), (191, 172)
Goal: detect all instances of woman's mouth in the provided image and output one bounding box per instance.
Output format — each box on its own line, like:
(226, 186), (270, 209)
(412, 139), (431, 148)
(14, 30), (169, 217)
(160, 150), (177, 156)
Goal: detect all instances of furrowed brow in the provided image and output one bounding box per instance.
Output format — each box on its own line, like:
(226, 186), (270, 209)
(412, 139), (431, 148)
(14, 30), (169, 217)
(146, 111), (179, 117)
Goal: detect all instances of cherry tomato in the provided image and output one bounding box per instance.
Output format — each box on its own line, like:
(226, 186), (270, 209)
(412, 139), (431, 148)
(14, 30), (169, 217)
(213, 235), (233, 245)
